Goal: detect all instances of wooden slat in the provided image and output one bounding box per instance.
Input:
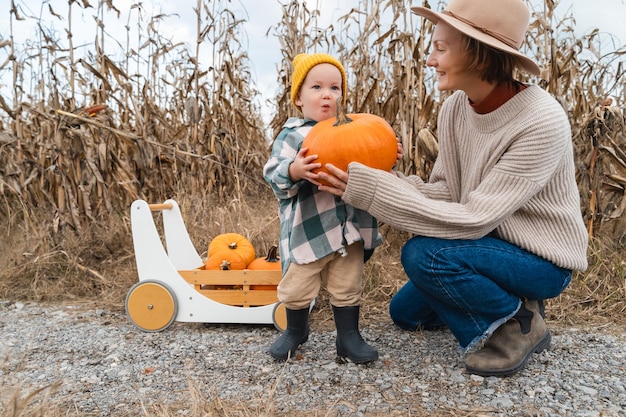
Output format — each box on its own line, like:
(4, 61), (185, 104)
(196, 289), (279, 307)
(178, 269), (281, 286)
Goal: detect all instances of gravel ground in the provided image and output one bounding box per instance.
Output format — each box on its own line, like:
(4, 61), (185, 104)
(1, 300), (625, 416)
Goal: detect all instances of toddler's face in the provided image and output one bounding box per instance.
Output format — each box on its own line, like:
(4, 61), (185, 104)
(296, 63), (343, 122)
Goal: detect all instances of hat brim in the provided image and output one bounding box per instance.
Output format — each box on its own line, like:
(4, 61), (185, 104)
(411, 6), (540, 76)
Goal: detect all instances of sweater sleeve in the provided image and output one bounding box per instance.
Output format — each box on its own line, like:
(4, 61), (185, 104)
(344, 164), (543, 239)
(399, 158), (455, 202)
(343, 90), (572, 240)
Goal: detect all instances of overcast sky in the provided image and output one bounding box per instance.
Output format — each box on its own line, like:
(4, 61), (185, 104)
(146, 0), (626, 107)
(2, 0), (625, 118)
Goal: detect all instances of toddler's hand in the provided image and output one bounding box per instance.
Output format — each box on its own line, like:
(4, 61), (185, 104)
(395, 140), (403, 167)
(289, 147), (322, 182)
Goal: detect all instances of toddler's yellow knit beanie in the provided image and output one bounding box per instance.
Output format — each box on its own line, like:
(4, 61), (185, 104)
(290, 53), (347, 111)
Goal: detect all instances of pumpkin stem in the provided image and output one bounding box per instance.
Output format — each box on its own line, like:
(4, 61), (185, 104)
(333, 97), (353, 127)
(219, 259), (231, 270)
(228, 242), (237, 250)
(265, 245), (280, 262)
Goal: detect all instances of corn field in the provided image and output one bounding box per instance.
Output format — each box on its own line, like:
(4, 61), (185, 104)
(0, 0), (625, 312)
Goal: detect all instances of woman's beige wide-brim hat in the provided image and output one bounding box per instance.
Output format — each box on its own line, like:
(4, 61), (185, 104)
(411, 0), (540, 75)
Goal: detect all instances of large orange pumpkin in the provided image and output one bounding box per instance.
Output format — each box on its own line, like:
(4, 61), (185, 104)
(302, 98), (397, 186)
(208, 233), (256, 266)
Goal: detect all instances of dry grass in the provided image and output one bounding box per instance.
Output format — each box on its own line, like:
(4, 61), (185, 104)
(1, 0), (625, 416)
(1, 187), (623, 323)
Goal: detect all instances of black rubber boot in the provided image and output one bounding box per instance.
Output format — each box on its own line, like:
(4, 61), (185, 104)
(269, 307), (310, 360)
(333, 305), (379, 364)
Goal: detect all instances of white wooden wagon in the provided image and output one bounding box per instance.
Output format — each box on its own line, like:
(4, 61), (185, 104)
(125, 199), (286, 332)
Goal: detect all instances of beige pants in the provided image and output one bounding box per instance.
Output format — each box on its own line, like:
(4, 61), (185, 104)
(278, 241), (364, 310)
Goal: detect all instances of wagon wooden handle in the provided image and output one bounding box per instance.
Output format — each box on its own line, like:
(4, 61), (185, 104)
(148, 203), (173, 211)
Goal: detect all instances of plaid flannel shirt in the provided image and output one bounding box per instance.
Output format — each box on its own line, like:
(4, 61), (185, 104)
(263, 117), (382, 272)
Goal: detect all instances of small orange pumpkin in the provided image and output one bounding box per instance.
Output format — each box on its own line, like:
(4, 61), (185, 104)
(208, 233), (256, 266)
(249, 245), (281, 291)
(205, 249), (247, 270)
(302, 98), (397, 186)
(248, 245), (281, 271)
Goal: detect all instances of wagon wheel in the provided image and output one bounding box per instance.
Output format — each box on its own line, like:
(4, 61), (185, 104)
(125, 280), (178, 332)
(272, 302), (287, 332)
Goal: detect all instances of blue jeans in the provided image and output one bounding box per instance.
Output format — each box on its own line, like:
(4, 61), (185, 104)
(390, 236), (572, 350)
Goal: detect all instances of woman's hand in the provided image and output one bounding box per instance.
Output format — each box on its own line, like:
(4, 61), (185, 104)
(289, 147), (322, 182)
(315, 163), (349, 197)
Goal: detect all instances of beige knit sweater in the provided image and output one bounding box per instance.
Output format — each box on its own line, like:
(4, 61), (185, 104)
(343, 86), (588, 271)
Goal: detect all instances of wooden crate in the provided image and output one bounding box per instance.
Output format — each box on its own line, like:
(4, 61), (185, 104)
(178, 269), (281, 308)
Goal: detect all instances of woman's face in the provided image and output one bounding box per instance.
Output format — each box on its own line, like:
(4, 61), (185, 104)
(295, 63), (343, 122)
(426, 22), (478, 93)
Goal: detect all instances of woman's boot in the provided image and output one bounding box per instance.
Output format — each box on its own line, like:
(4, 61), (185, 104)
(269, 307), (310, 360)
(332, 305), (378, 364)
(464, 299), (551, 376)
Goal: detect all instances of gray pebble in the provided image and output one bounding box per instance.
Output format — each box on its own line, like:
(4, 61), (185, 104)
(1, 301), (625, 416)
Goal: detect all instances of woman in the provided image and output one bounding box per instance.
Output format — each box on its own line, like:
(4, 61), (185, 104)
(315, 0), (588, 377)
